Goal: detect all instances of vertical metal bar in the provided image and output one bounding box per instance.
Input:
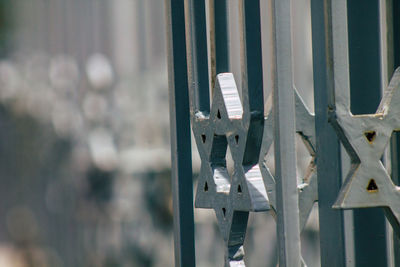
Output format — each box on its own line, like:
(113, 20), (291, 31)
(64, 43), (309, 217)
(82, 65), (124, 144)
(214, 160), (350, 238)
(165, 0), (196, 266)
(393, 0), (400, 70)
(272, 0), (302, 266)
(310, 1), (347, 266)
(240, 0), (263, 113)
(391, 132), (400, 266)
(379, 0), (391, 91)
(392, 134), (400, 266)
(346, 1), (389, 265)
(347, 0), (382, 113)
(185, 0), (210, 114)
(213, 0), (229, 74)
(379, 1), (395, 265)
(391, 0), (400, 264)
(209, 0), (229, 88)
(238, 0), (264, 176)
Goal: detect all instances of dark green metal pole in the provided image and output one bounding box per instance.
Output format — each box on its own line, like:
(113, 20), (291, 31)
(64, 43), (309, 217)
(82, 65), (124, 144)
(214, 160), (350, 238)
(213, 0), (229, 75)
(311, 1), (347, 266)
(347, 1), (388, 266)
(165, 0), (196, 266)
(391, 0), (400, 264)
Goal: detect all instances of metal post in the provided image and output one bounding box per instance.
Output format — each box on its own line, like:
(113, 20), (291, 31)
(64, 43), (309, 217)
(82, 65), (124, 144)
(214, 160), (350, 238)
(346, 1), (388, 265)
(165, 0), (196, 266)
(391, 133), (400, 265)
(209, 0), (229, 88)
(391, 0), (400, 264)
(272, 0), (302, 266)
(310, 1), (347, 266)
(185, 0), (210, 114)
(240, 0), (263, 112)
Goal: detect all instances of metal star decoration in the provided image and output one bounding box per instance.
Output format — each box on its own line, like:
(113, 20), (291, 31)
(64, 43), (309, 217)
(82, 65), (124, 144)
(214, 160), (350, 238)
(261, 89), (317, 230)
(192, 73), (270, 266)
(260, 89), (318, 266)
(331, 68), (400, 236)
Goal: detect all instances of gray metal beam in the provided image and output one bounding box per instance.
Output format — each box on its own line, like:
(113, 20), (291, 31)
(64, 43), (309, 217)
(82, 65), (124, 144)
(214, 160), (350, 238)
(272, 0), (302, 265)
(310, 1), (347, 266)
(165, 0), (196, 266)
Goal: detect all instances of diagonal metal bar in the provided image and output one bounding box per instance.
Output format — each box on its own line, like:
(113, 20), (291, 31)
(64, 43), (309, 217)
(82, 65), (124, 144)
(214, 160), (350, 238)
(272, 0), (302, 266)
(310, 0), (347, 266)
(165, 0), (195, 266)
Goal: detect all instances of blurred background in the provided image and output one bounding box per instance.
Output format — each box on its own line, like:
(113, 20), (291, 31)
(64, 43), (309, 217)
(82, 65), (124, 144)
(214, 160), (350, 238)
(0, 1), (318, 266)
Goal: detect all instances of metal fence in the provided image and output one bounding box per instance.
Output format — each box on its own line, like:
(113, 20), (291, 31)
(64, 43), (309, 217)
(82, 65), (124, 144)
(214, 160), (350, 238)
(166, 0), (400, 266)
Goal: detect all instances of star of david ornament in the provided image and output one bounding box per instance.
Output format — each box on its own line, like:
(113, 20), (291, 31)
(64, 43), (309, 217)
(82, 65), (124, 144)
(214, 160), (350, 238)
(331, 67), (400, 236)
(192, 73), (269, 266)
(261, 89), (318, 232)
(260, 89), (318, 267)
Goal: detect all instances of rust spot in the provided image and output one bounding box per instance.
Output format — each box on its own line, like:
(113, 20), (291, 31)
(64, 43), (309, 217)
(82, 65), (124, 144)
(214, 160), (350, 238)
(367, 179), (378, 192)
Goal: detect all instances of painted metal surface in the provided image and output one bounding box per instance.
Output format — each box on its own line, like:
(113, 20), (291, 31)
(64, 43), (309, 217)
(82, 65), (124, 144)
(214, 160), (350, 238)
(271, 0), (302, 265)
(347, 1), (388, 265)
(310, 1), (348, 265)
(166, 0), (400, 265)
(193, 73), (269, 266)
(331, 68), (400, 236)
(209, 0), (229, 87)
(390, 1), (400, 264)
(262, 91), (317, 232)
(261, 90), (317, 267)
(187, 1), (267, 265)
(165, 0), (196, 266)
(325, 5), (400, 265)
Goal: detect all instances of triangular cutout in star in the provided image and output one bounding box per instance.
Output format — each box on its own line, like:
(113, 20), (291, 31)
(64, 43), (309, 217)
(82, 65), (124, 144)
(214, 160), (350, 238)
(364, 131), (376, 144)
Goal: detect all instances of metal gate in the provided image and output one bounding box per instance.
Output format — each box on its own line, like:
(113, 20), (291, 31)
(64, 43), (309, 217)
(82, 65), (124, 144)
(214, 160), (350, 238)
(166, 0), (400, 266)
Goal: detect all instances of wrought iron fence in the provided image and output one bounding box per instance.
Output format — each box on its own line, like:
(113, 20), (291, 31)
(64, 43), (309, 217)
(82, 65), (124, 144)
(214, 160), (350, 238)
(166, 0), (400, 266)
